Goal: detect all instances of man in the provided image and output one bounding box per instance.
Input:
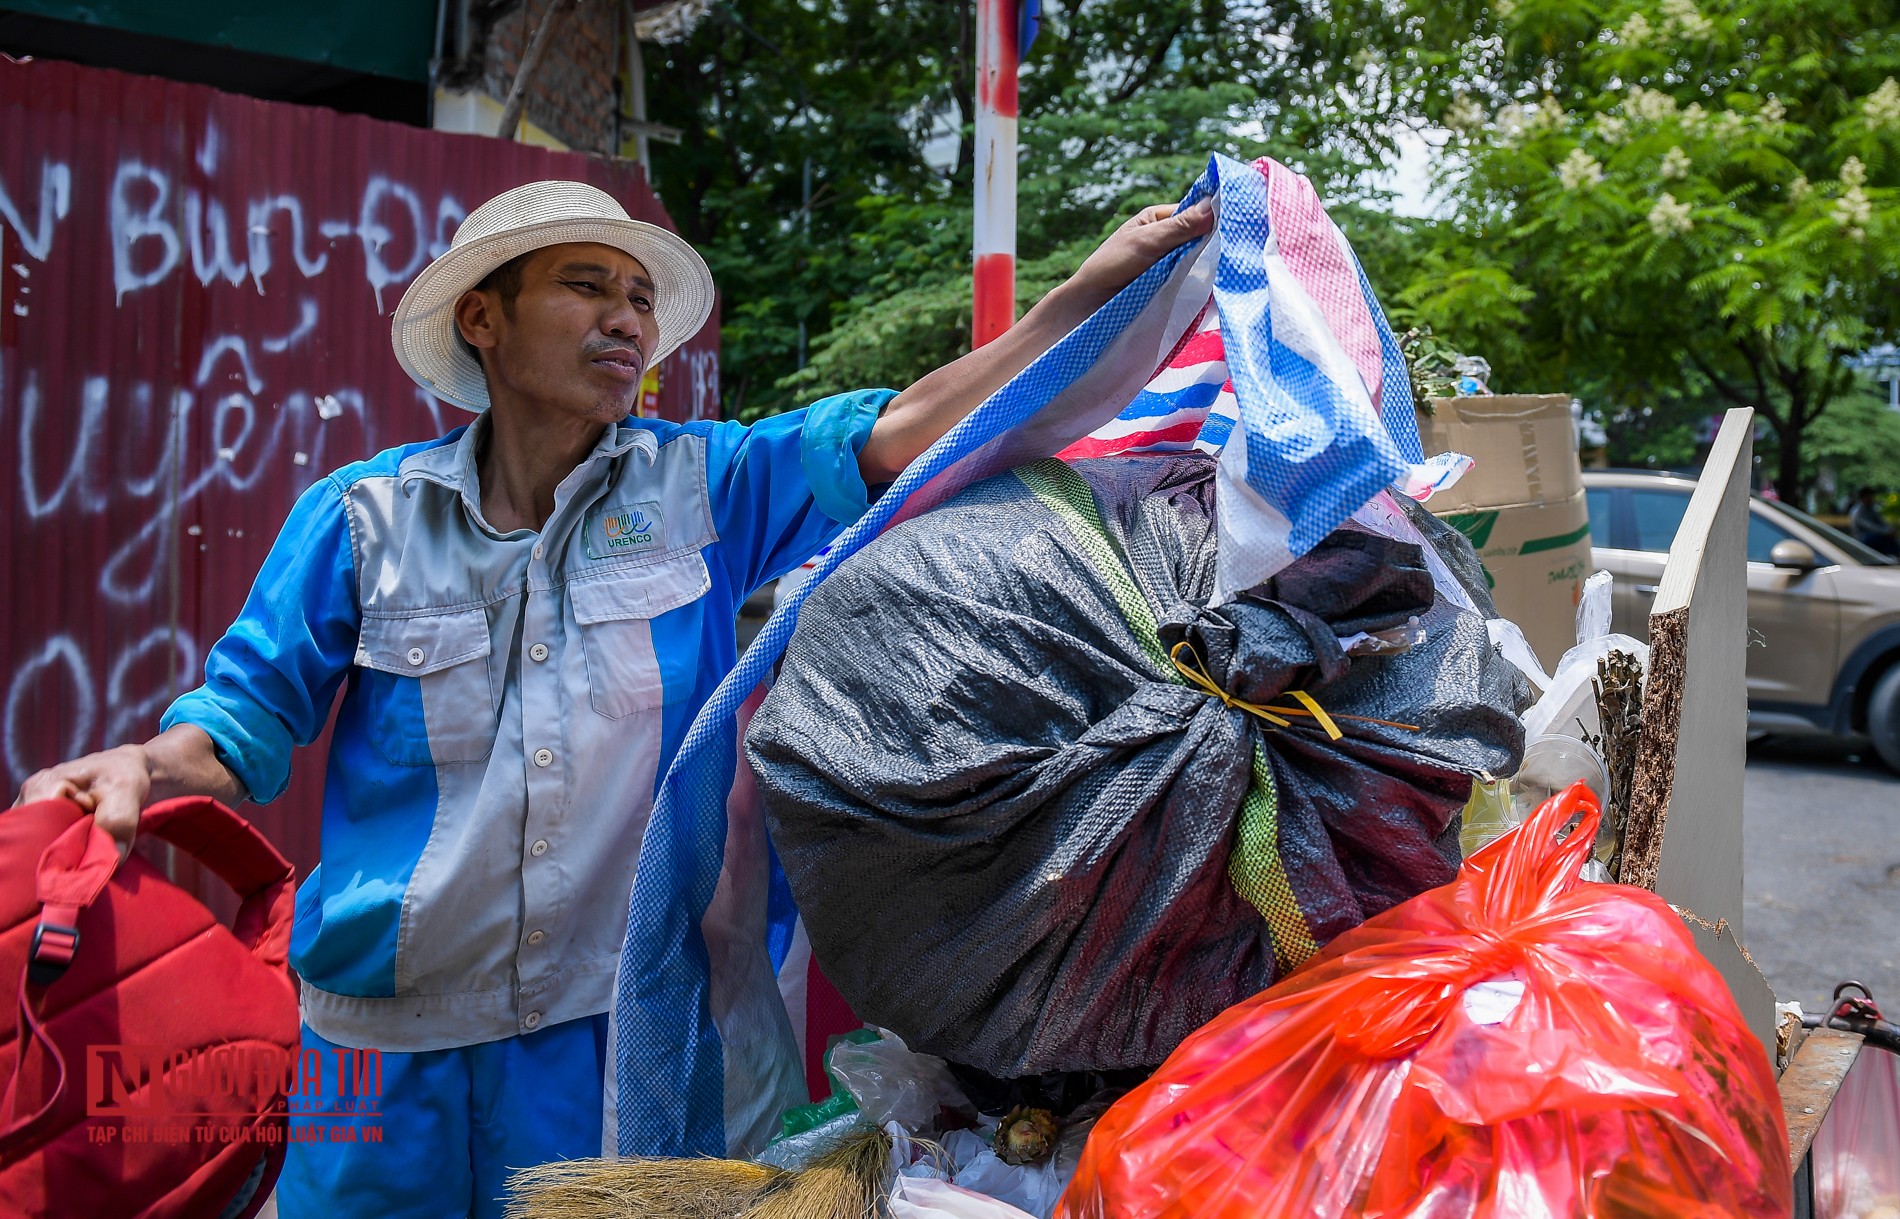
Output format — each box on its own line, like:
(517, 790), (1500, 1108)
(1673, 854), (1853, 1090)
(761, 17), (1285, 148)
(17, 180), (1210, 1215)
(1851, 485), (1899, 556)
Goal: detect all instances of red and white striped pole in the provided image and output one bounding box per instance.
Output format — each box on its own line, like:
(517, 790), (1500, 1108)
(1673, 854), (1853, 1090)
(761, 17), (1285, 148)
(972, 0), (1018, 348)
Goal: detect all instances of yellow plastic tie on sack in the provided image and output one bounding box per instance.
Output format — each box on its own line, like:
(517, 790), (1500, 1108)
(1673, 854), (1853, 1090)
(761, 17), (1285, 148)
(1167, 642), (1420, 740)
(1170, 641), (1299, 729)
(1283, 688), (1343, 741)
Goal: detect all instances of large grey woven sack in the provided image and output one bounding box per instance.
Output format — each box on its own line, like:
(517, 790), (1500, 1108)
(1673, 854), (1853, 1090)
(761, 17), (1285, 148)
(747, 453), (1529, 1077)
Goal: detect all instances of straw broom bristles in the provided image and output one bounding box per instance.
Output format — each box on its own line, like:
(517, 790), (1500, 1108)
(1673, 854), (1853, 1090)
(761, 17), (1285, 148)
(502, 1156), (783, 1219)
(500, 1125), (894, 1219)
(741, 1125), (892, 1219)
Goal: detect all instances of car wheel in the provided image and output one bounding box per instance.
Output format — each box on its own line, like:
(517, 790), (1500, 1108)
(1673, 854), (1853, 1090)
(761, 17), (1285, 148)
(1869, 662), (1900, 774)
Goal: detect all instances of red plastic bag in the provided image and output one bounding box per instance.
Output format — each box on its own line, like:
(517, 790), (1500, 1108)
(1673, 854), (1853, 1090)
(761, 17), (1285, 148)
(1058, 784), (1790, 1219)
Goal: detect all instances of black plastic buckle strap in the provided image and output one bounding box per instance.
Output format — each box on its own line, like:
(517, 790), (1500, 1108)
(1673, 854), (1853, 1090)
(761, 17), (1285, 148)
(26, 922), (80, 987)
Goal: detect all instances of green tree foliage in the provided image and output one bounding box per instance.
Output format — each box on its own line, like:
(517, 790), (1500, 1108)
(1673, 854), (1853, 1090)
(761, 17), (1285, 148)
(645, 1), (1432, 418)
(642, 1), (962, 417)
(786, 77), (1273, 405)
(1389, 0), (1900, 502)
(1805, 377), (1900, 508)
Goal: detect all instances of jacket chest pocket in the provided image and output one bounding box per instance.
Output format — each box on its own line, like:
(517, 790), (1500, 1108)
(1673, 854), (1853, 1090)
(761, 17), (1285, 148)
(570, 550), (712, 719)
(355, 608), (499, 766)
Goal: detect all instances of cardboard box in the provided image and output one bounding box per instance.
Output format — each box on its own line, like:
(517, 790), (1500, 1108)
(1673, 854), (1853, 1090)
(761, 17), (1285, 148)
(1417, 394), (1593, 671)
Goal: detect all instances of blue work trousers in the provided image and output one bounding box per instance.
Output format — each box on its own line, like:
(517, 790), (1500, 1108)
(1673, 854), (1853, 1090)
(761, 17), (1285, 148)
(275, 1015), (608, 1218)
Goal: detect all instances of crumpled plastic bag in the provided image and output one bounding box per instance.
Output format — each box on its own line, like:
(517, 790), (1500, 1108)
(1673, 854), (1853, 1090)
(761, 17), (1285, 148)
(942, 1125), (1070, 1219)
(1057, 783), (1792, 1219)
(890, 1174), (1038, 1219)
(760, 1029), (977, 1168)
(829, 1027), (977, 1132)
(1522, 570), (1648, 741)
(1466, 570), (1633, 867)
(753, 1110), (865, 1170)
(893, 1100), (1114, 1219)
(1814, 1047), (1900, 1219)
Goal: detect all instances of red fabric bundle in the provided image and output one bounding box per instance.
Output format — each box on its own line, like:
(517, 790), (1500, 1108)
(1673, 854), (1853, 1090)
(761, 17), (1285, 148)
(0, 797), (298, 1218)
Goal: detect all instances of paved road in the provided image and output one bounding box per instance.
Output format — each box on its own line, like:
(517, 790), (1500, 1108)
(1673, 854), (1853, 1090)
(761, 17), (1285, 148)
(1744, 735), (1900, 1015)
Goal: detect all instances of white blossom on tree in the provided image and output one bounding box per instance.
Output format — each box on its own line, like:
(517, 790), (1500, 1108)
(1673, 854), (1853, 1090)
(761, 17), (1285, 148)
(1648, 193), (1695, 236)
(1660, 146), (1692, 180)
(1530, 98), (1569, 131)
(1660, 0), (1714, 39)
(1865, 78), (1900, 128)
(1557, 147), (1605, 189)
(1627, 87), (1678, 123)
(1445, 94), (1486, 131)
(1836, 187), (1873, 239)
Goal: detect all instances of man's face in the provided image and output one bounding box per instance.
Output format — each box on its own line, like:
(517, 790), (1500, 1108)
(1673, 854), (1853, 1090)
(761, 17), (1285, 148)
(457, 242), (658, 424)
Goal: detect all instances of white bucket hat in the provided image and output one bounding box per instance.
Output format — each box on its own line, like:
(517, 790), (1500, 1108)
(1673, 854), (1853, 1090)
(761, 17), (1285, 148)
(390, 180), (715, 413)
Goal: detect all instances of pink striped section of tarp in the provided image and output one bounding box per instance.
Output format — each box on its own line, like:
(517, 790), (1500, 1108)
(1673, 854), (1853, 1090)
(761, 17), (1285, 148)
(1260, 159), (1387, 416)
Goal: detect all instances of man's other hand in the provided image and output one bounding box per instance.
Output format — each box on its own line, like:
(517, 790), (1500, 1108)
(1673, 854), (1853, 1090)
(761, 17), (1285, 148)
(14, 725), (246, 856)
(17, 745), (153, 854)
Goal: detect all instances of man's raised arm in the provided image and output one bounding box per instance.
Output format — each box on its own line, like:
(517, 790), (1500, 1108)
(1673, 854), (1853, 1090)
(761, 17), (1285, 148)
(856, 200), (1213, 485)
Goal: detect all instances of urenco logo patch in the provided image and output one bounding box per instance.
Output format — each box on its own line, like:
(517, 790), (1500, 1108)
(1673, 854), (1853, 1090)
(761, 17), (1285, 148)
(588, 500), (665, 559)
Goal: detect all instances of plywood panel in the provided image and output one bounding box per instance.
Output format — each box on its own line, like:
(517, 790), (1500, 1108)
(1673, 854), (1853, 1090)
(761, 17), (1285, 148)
(1621, 407), (1778, 1057)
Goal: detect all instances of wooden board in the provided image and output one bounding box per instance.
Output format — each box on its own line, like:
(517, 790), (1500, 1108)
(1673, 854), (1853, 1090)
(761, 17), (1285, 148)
(1780, 1029), (1864, 1167)
(1620, 408), (1779, 1059)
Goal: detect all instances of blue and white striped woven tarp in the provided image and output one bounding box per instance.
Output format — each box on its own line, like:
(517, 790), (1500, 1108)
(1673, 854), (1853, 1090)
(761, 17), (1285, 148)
(604, 152), (1462, 1156)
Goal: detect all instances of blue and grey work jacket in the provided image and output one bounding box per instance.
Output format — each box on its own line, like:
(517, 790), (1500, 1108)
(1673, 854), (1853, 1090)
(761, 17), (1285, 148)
(162, 389), (894, 1051)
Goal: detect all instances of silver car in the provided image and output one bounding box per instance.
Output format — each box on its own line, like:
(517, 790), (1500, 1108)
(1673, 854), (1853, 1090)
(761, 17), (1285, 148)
(1583, 469), (1900, 772)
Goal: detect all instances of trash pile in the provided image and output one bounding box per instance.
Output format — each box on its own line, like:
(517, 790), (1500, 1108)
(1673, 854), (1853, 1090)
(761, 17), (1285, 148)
(606, 150), (1483, 1159)
(510, 788), (1791, 1219)
(748, 452), (1529, 1077)
(1059, 784), (1792, 1219)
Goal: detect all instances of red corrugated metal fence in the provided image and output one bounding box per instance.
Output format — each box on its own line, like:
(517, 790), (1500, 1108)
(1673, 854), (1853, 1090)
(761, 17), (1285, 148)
(0, 58), (720, 905)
